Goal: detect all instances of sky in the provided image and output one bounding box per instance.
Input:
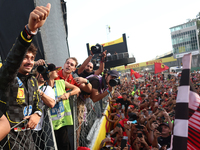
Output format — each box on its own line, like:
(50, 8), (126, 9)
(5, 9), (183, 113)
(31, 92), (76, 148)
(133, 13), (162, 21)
(67, 0), (200, 65)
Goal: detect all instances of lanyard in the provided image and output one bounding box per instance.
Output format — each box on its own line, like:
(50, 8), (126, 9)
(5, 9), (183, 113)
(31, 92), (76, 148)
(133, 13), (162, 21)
(54, 82), (58, 99)
(39, 85), (44, 90)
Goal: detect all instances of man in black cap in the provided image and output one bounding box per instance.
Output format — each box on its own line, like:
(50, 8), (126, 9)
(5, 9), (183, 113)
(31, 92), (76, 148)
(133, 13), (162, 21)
(157, 122), (171, 149)
(89, 70), (119, 102)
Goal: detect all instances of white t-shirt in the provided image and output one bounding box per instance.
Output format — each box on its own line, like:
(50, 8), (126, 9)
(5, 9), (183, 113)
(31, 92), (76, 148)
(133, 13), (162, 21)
(34, 85), (55, 131)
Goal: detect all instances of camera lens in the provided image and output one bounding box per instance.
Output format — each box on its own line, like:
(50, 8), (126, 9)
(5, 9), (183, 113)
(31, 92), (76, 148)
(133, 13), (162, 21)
(37, 65), (46, 74)
(109, 79), (117, 87)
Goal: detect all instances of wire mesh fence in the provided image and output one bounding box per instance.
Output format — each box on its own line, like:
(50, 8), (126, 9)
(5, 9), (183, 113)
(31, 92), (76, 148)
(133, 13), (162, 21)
(0, 106), (57, 150)
(74, 95), (109, 149)
(0, 95), (109, 150)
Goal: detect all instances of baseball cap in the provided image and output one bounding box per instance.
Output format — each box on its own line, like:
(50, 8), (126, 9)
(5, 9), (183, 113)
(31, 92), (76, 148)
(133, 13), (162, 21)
(128, 112), (137, 121)
(108, 70), (119, 78)
(160, 122), (169, 128)
(119, 118), (128, 127)
(128, 105), (134, 109)
(48, 64), (62, 72)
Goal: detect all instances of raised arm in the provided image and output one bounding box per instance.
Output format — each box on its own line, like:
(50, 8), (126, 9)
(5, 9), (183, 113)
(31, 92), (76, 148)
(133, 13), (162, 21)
(77, 51), (94, 75)
(94, 50), (107, 75)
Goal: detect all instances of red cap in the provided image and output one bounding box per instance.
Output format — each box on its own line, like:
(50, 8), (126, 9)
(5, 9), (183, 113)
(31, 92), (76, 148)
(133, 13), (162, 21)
(128, 105), (134, 109)
(119, 118), (128, 127)
(118, 96), (123, 99)
(146, 84), (150, 87)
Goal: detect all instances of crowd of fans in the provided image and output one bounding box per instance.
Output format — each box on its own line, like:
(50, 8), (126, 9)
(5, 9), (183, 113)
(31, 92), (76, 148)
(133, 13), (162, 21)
(99, 71), (200, 150)
(1, 3), (200, 150)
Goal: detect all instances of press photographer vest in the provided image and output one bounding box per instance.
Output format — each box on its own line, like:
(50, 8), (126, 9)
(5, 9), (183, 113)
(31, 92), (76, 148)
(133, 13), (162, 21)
(50, 80), (73, 130)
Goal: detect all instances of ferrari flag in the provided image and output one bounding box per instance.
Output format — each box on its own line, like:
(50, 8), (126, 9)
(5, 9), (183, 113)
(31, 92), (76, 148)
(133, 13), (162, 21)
(154, 63), (169, 74)
(130, 69), (142, 79)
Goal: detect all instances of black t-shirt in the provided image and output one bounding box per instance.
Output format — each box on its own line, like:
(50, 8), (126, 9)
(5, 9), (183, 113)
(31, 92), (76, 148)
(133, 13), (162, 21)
(116, 98), (130, 112)
(0, 110), (3, 118)
(75, 69), (94, 78)
(158, 135), (171, 148)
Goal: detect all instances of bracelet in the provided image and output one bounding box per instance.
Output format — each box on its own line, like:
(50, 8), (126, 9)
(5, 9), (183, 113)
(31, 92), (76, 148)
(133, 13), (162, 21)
(86, 80), (89, 85)
(107, 89), (111, 95)
(25, 24), (38, 35)
(69, 92), (71, 97)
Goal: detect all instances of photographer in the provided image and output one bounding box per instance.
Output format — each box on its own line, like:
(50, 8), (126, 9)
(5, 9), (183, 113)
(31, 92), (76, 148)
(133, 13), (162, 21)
(75, 50), (107, 78)
(32, 64), (59, 149)
(89, 70), (120, 102)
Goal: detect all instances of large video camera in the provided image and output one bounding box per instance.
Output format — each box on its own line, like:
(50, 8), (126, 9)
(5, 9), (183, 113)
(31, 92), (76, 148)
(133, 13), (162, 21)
(91, 43), (104, 54)
(109, 78), (121, 87)
(37, 64), (50, 80)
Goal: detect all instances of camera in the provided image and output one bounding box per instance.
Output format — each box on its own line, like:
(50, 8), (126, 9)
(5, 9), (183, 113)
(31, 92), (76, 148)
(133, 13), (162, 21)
(109, 78), (120, 87)
(157, 126), (162, 133)
(37, 65), (49, 80)
(137, 133), (143, 138)
(37, 65), (48, 74)
(91, 43), (104, 54)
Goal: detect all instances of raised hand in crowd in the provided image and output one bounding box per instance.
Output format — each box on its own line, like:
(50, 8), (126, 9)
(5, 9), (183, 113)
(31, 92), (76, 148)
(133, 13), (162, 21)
(28, 3), (51, 32)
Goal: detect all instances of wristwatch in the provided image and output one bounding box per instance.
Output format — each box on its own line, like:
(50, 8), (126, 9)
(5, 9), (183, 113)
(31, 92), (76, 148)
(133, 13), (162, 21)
(34, 111), (42, 117)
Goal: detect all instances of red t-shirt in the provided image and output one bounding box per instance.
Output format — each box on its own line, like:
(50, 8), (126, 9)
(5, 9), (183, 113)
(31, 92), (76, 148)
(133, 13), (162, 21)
(55, 69), (80, 91)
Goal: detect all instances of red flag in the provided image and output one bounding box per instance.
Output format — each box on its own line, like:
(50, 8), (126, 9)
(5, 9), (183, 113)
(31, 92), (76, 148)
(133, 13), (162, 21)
(154, 63), (169, 74)
(130, 69), (142, 79)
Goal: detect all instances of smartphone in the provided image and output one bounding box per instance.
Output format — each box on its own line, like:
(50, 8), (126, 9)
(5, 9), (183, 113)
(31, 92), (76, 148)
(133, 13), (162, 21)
(136, 124), (143, 129)
(122, 105), (125, 109)
(137, 133), (143, 138)
(157, 126), (162, 133)
(121, 139), (127, 150)
(121, 113), (125, 119)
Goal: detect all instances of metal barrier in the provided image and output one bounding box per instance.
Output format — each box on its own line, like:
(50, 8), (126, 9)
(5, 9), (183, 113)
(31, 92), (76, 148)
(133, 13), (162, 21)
(0, 106), (57, 150)
(73, 96), (109, 149)
(0, 95), (109, 150)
